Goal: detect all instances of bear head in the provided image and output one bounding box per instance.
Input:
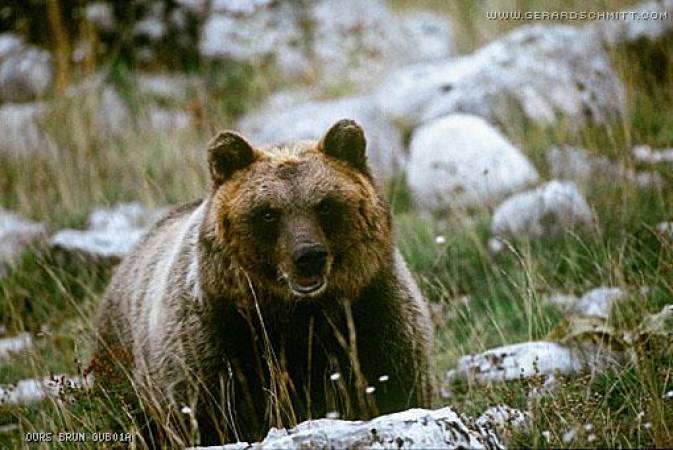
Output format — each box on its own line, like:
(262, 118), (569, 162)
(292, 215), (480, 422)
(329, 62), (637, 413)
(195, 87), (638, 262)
(202, 120), (393, 301)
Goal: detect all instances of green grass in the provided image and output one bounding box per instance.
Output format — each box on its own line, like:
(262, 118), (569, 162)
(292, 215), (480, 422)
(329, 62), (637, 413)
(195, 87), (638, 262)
(1, 5), (673, 449)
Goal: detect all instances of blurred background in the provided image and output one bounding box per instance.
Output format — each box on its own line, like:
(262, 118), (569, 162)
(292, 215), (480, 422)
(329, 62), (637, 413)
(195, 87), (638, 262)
(0, 0), (672, 447)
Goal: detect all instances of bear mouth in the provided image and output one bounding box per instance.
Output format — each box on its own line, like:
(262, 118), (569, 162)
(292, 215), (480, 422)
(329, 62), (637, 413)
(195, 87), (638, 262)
(289, 274), (327, 297)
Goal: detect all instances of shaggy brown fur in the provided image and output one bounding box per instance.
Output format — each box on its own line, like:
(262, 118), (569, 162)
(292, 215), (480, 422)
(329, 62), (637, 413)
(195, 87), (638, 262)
(93, 120), (436, 446)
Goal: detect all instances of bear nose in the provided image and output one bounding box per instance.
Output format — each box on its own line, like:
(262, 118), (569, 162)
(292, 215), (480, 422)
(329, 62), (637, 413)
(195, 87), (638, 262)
(292, 243), (328, 276)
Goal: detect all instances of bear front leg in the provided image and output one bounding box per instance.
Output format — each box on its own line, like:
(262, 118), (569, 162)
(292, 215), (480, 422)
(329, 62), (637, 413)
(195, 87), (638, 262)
(350, 270), (437, 416)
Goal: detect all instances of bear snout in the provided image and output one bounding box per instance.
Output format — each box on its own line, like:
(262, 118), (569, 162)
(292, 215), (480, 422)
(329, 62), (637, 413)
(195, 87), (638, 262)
(292, 243), (328, 277)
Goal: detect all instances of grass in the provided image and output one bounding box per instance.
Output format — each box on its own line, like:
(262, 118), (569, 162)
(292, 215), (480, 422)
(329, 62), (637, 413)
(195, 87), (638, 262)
(1, 2), (673, 449)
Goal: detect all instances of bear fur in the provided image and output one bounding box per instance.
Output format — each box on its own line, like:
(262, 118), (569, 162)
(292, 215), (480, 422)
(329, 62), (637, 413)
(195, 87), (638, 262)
(93, 120), (436, 446)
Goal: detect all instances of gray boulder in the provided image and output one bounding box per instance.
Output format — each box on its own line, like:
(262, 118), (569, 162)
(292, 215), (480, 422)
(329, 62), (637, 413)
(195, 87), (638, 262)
(238, 96), (405, 182)
(191, 407), (503, 450)
(407, 114), (539, 213)
(0, 33), (52, 103)
(589, 0), (673, 46)
(0, 103), (59, 158)
(376, 25), (625, 128)
(633, 145), (673, 164)
(0, 333), (33, 360)
(488, 181), (596, 252)
(447, 341), (587, 383)
(50, 203), (162, 262)
(571, 287), (626, 320)
(547, 145), (662, 188)
(0, 209), (47, 275)
(199, 0), (454, 87)
(0, 375), (89, 406)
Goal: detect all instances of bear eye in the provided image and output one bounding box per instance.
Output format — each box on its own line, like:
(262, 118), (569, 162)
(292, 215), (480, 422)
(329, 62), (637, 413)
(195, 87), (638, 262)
(259, 208), (279, 223)
(316, 199), (332, 215)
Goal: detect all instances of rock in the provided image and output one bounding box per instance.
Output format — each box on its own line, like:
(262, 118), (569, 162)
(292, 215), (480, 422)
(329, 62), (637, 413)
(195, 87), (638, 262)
(447, 341), (586, 383)
(547, 145), (662, 188)
(239, 95), (405, 182)
(407, 114), (539, 213)
(143, 106), (192, 133)
(571, 287), (626, 320)
(656, 222), (673, 239)
(0, 333), (33, 360)
(590, 0), (673, 46)
(95, 85), (133, 139)
(0, 103), (60, 158)
(199, 0), (454, 87)
(0, 375), (90, 406)
(488, 181), (596, 251)
(0, 424), (19, 434)
(307, 0), (454, 87)
(136, 73), (203, 103)
(376, 25), (625, 128)
(0, 209), (48, 275)
(191, 407), (503, 450)
(633, 145), (673, 164)
(50, 203), (162, 262)
(199, 1), (304, 67)
(0, 33), (52, 102)
(399, 11), (455, 61)
(543, 292), (579, 312)
(65, 77), (133, 140)
(84, 2), (116, 33)
(477, 405), (531, 437)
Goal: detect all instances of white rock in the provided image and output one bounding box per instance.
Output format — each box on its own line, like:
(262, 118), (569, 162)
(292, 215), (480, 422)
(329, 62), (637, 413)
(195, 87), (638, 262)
(87, 202), (148, 230)
(0, 333), (33, 359)
(190, 407), (503, 450)
(199, 2), (303, 64)
(199, 1), (454, 87)
(489, 181), (596, 250)
(633, 145), (673, 164)
(0, 103), (60, 158)
(0, 33), (52, 102)
(377, 25), (624, 128)
(407, 114), (539, 212)
(50, 228), (146, 261)
(571, 287), (626, 320)
(84, 2), (116, 32)
(66, 78), (132, 140)
(144, 106), (192, 133)
(50, 203), (162, 261)
(562, 427), (577, 444)
(656, 222), (673, 239)
(211, 0), (273, 15)
(134, 17), (167, 42)
(0, 375), (90, 406)
(0, 209), (48, 273)
(399, 11), (455, 61)
(547, 145), (662, 188)
(477, 405), (531, 435)
(239, 96), (405, 182)
(448, 341), (585, 382)
(96, 85), (133, 139)
(543, 292), (579, 312)
(136, 73), (202, 103)
(308, 1), (454, 87)
(590, 0), (673, 46)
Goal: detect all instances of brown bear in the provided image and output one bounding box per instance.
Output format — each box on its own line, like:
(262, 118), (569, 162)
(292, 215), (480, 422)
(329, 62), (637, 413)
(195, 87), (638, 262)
(92, 119), (436, 446)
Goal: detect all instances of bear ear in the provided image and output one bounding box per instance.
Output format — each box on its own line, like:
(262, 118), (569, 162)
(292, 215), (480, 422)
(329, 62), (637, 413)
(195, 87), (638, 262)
(319, 119), (368, 173)
(207, 131), (258, 185)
